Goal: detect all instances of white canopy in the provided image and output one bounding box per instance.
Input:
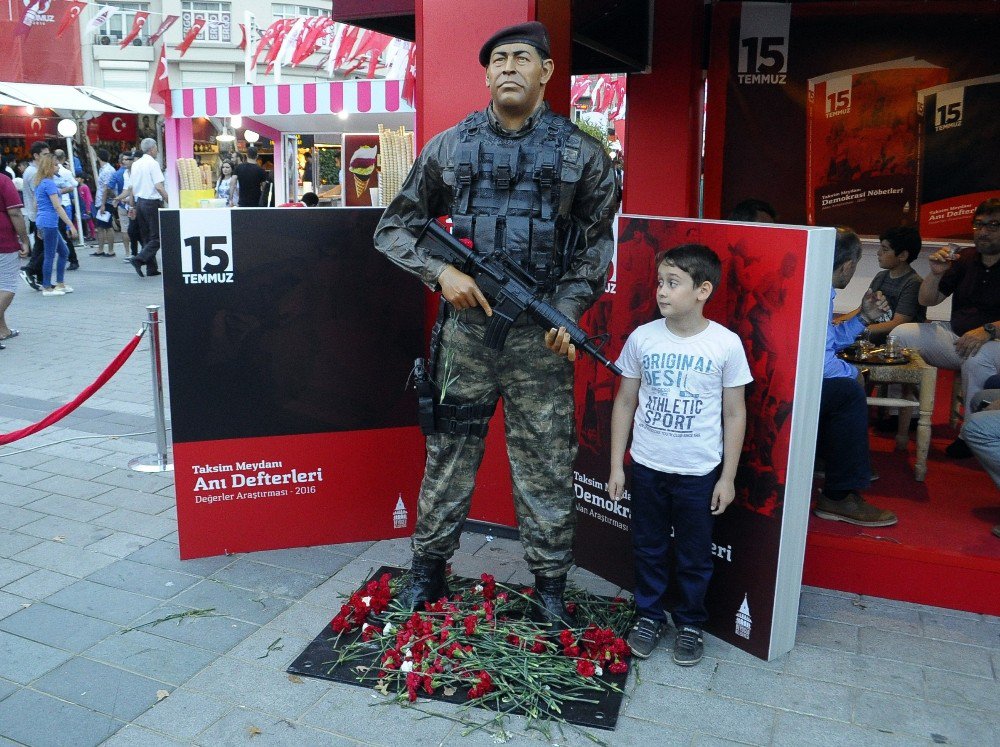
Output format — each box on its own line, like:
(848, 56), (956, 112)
(0, 83), (157, 115)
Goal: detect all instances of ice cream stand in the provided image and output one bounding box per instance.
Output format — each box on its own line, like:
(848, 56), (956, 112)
(163, 78), (415, 206)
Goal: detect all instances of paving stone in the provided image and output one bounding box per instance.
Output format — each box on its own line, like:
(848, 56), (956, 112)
(261, 601), (335, 640)
(0, 558), (33, 586)
(33, 457), (116, 481)
(125, 539), (234, 577)
(18, 514), (114, 547)
(299, 575), (365, 611)
(623, 683), (776, 744)
(301, 685), (456, 745)
(0, 679), (15, 703)
(34, 656), (172, 721)
(632, 653), (718, 692)
(0, 504), (44, 530)
(799, 589), (923, 635)
(794, 615), (860, 653)
(918, 610), (1000, 649)
(0, 686), (123, 747)
(853, 689), (997, 744)
(0, 481), (49, 507)
(0, 629), (73, 684)
(708, 662), (855, 722)
(858, 627), (994, 677)
(133, 689), (231, 741)
(355, 539), (418, 570)
(0, 464), (50, 487)
(26, 473), (116, 500)
(85, 628), (216, 685)
(91, 507), (177, 539)
(91, 469), (175, 494)
(10, 540), (117, 578)
(32, 442), (116, 464)
(87, 559), (201, 599)
(921, 667), (1000, 711)
(783, 644), (923, 698)
(171, 578), (292, 626)
(0, 591), (29, 620)
(210, 558), (326, 599)
(185, 656), (328, 719)
(692, 735), (768, 747)
(90, 487), (176, 515)
(771, 710), (928, 746)
(226, 627), (311, 668)
(322, 540), (376, 559)
(45, 579), (163, 626)
(0, 450), (52, 468)
(196, 706), (355, 746)
(243, 546), (354, 577)
(22, 493), (116, 522)
(85, 531), (157, 558)
(100, 724), (188, 747)
(3, 569), (78, 600)
(129, 603), (259, 655)
(0, 529), (40, 558)
(0, 602), (118, 653)
(708, 635), (789, 672)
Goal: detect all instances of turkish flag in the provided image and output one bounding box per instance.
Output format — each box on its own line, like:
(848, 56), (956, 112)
(291, 17), (333, 67)
(119, 11), (150, 49)
(24, 116), (45, 144)
(151, 45), (172, 116)
(148, 14), (179, 45)
(401, 45), (417, 106)
(92, 113), (137, 141)
(175, 18), (205, 56)
(56, 0), (88, 39)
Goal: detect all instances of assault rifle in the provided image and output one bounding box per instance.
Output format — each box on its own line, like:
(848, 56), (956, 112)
(416, 220), (622, 376)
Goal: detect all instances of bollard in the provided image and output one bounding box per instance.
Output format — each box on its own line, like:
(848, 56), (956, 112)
(129, 305), (174, 473)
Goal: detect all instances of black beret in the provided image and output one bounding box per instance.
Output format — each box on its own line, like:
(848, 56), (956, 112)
(478, 21), (551, 66)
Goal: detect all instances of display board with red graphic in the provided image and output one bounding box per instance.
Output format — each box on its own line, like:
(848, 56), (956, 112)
(161, 208), (428, 559)
(0, 3), (84, 85)
(572, 216), (834, 660)
(342, 134), (380, 207)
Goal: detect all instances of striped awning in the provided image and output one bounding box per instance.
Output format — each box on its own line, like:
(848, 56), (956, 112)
(172, 79), (413, 119)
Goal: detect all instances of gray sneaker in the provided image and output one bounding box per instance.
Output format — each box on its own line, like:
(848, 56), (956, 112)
(627, 617), (666, 659)
(672, 625), (704, 666)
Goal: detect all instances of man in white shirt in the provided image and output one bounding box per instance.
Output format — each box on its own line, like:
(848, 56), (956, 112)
(127, 138), (169, 277)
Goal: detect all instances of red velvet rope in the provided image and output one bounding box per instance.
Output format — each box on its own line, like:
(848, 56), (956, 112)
(0, 330), (147, 446)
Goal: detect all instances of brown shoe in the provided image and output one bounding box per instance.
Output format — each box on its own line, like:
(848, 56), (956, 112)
(813, 492), (897, 527)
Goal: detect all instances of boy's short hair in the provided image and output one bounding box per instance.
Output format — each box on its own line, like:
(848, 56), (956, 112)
(974, 197), (1000, 218)
(29, 140), (48, 157)
(728, 198), (777, 222)
(878, 225), (921, 259)
(655, 244), (721, 297)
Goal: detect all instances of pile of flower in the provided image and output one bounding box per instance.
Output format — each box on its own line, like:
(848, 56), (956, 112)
(324, 571), (634, 728)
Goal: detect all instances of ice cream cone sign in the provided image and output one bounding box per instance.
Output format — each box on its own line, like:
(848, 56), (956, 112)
(349, 145), (377, 197)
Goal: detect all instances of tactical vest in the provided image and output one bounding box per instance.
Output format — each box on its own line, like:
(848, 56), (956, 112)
(443, 108), (585, 292)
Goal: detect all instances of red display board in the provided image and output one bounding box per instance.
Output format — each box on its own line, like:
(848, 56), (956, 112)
(342, 134), (380, 207)
(572, 215), (834, 660)
(162, 208), (428, 559)
(0, 6), (84, 85)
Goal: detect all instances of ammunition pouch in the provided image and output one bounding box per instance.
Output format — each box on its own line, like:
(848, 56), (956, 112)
(412, 357), (497, 439)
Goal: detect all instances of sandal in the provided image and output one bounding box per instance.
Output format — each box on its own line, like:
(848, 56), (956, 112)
(89, 251), (105, 256)
(0, 330), (18, 341)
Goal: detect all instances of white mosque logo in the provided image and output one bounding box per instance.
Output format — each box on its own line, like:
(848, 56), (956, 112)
(392, 494), (408, 529)
(735, 594), (752, 639)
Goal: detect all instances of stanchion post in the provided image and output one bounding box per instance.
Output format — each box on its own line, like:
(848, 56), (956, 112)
(129, 305), (174, 473)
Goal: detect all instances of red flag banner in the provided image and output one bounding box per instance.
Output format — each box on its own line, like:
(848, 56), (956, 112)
(148, 14), (179, 45)
(119, 10), (150, 48)
(401, 44), (416, 106)
(238, 23), (247, 51)
(55, 0), (88, 39)
(14, 0), (43, 39)
(175, 18), (205, 56)
(291, 17), (333, 67)
(151, 45), (172, 116)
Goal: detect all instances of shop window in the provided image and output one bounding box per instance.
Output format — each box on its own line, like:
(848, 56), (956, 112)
(182, 1), (232, 44)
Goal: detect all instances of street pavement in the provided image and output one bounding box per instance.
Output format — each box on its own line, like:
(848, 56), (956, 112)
(0, 240), (997, 746)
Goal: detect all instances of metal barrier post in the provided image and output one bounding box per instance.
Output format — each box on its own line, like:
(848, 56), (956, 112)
(129, 305), (173, 473)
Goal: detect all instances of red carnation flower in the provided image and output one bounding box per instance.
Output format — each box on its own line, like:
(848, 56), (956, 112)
(576, 659), (597, 678)
(463, 614), (478, 636)
(609, 661), (628, 675)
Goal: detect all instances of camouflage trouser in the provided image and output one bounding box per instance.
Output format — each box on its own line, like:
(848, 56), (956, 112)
(412, 314), (578, 577)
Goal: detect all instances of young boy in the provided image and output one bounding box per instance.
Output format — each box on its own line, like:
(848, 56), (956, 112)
(609, 244), (752, 666)
(853, 225), (925, 345)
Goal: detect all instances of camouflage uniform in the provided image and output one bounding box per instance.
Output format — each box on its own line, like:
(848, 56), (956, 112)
(374, 103), (619, 577)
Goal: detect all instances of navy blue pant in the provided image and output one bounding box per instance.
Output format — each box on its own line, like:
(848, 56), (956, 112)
(818, 376), (871, 492)
(630, 461), (718, 627)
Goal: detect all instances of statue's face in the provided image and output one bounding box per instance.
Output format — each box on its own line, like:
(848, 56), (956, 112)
(486, 43), (553, 114)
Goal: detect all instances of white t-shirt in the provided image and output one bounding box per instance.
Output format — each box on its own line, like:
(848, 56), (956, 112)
(616, 319), (753, 476)
(130, 154), (164, 201)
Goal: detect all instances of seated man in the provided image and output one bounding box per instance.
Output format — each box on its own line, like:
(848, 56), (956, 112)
(894, 198), (1000, 458)
(813, 227), (897, 527)
(962, 374), (1000, 540)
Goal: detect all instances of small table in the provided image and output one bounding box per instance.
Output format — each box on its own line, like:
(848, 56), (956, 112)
(864, 351), (937, 481)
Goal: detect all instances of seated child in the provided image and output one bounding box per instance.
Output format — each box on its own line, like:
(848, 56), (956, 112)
(609, 244), (752, 666)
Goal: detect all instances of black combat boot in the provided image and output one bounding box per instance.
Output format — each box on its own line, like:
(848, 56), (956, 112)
(396, 554), (449, 612)
(529, 574), (575, 631)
